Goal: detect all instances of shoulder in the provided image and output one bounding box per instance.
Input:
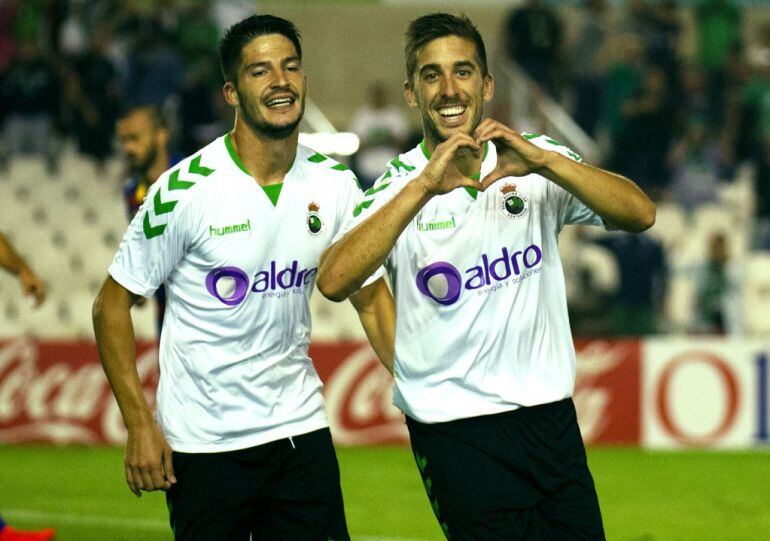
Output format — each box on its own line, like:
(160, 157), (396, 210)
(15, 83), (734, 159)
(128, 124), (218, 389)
(143, 140), (222, 221)
(521, 132), (583, 163)
(296, 144), (361, 191)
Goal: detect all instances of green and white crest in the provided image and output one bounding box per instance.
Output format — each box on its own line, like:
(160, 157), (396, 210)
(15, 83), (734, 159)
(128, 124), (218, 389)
(307, 201), (323, 236)
(500, 183), (529, 219)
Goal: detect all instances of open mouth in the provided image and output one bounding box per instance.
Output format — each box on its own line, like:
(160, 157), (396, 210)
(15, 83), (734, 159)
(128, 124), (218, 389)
(265, 95), (296, 109)
(436, 104), (467, 124)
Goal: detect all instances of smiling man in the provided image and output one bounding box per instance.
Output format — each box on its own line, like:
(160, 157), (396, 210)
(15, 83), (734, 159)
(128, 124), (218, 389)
(93, 15), (395, 541)
(318, 13), (655, 541)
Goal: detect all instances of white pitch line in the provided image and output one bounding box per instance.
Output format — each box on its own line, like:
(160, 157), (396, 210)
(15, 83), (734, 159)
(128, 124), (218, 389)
(3, 509), (429, 541)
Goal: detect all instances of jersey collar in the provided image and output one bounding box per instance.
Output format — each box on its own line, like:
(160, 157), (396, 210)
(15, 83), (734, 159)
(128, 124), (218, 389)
(418, 139), (490, 200)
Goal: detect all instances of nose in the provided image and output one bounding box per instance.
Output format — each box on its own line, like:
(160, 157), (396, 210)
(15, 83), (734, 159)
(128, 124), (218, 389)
(440, 73), (459, 98)
(272, 67), (290, 88)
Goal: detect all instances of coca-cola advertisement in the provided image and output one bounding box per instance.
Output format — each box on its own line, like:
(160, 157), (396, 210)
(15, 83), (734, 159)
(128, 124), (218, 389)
(0, 337), (639, 446)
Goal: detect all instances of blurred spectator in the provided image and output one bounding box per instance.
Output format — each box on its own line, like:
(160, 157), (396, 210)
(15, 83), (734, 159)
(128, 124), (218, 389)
(742, 36), (770, 149)
(562, 226), (619, 336)
(117, 104), (180, 336)
(592, 232), (668, 336)
(123, 20), (183, 109)
(349, 81), (409, 190)
(753, 138), (770, 250)
(0, 1), (19, 75)
(64, 28), (120, 172)
(174, 1), (219, 68)
(694, 232), (742, 335)
(696, 0), (742, 117)
(601, 33), (645, 152)
(179, 57), (225, 156)
(569, 0), (609, 137)
(0, 38), (59, 173)
(58, 0), (87, 58)
(668, 117), (726, 211)
(613, 66), (676, 199)
(502, 0), (563, 96)
(679, 63), (711, 127)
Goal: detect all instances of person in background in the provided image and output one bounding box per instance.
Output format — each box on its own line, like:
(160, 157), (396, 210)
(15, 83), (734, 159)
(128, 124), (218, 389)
(0, 235), (52, 541)
(694, 232), (742, 334)
(0, 38), (59, 173)
(117, 104), (180, 335)
(350, 81), (410, 190)
(0, 232), (45, 308)
(593, 231), (667, 336)
(502, 0), (563, 96)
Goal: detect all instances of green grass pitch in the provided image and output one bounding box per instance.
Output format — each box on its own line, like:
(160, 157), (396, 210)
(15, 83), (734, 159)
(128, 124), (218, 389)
(1, 445), (770, 540)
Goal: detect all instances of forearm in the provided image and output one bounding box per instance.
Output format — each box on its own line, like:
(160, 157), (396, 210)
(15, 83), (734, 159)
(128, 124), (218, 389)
(350, 280), (396, 374)
(318, 180), (432, 301)
(0, 234), (31, 275)
(93, 279), (154, 428)
(540, 152), (656, 232)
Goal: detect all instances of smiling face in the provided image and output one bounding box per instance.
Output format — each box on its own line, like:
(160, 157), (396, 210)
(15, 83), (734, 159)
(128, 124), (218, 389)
(224, 33), (306, 140)
(405, 35), (493, 148)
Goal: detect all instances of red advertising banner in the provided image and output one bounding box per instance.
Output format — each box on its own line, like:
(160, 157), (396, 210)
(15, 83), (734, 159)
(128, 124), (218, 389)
(0, 337), (641, 446)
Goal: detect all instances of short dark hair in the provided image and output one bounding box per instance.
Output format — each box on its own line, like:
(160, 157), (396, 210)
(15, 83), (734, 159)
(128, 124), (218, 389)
(218, 14), (302, 83)
(405, 13), (488, 81)
(118, 104), (166, 130)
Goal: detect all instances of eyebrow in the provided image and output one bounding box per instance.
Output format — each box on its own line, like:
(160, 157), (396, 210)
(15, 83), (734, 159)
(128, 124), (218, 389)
(243, 56), (301, 72)
(418, 60), (476, 75)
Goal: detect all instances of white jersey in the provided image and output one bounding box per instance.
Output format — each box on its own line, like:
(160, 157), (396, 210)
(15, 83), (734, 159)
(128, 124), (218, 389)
(346, 136), (603, 423)
(109, 134), (361, 452)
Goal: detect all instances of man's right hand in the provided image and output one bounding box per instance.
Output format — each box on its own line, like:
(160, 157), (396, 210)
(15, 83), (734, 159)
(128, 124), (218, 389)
(125, 423), (177, 496)
(415, 133), (482, 196)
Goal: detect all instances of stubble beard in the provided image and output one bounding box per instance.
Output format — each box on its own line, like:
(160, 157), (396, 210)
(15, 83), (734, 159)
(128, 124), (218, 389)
(240, 95), (305, 141)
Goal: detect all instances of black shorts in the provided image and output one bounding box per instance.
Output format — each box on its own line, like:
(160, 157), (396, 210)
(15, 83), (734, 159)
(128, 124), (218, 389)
(406, 398), (605, 541)
(165, 427), (349, 541)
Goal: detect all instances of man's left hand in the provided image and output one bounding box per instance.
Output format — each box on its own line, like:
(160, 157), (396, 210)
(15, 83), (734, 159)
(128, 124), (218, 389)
(474, 119), (551, 190)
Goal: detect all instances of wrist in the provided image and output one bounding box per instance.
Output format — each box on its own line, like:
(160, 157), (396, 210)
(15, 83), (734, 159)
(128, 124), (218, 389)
(411, 174), (437, 202)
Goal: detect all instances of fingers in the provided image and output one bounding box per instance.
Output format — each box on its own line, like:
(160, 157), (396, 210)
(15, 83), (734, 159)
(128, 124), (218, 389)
(480, 169), (508, 191)
(435, 132), (481, 160)
(125, 463), (141, 497)
(474, 123), (519, 147)
(163, 446), (177, 486)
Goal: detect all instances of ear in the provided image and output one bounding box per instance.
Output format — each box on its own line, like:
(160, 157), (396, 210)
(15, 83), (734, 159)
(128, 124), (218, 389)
(223, 81), (239, 107)
(403, 79), (418, 109)
(482, 73), (494, 103)
(157, 127), (169, 149)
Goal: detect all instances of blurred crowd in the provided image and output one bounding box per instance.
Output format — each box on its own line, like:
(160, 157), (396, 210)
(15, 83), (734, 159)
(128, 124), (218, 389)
(0, 0), (766, 338)
(497, 0), (769, 337)
(0, 0), (247, 174)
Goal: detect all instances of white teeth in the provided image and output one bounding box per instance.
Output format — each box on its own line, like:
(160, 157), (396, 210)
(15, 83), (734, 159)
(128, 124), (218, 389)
(438, 106), (465, 117)
(267, 98), (293, 107)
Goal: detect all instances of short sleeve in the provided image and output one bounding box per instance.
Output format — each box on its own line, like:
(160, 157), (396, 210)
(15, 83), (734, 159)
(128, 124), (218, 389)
(331, 171), (407, 288)
(332, 171), (406, 242)
(524, 133), (605, 232)
(108, 180), (189, 298)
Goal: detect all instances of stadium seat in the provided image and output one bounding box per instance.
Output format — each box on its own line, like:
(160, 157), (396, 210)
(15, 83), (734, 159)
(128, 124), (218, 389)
(743, 254), (770, 335)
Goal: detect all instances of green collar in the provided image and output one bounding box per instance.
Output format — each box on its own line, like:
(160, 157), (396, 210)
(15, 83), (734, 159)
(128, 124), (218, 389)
(224, 133), (284, 207)
(419, 139), (488, 200)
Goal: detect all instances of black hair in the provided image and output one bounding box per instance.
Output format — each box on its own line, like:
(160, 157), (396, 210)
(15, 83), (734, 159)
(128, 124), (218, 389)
(405, 13), (488, 81)
(118, 104), (166, 130)
(218, 14), (302, 83)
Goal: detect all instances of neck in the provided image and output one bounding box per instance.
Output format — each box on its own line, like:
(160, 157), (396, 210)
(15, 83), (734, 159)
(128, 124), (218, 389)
(424, 134), (484, 178)
(146, 148), (170, 186)
(231, 115), (298, 185)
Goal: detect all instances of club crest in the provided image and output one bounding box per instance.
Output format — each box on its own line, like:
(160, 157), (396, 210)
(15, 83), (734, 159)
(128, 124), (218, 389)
(500, 183), (529, 219)
(307, 201), (323, 236)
